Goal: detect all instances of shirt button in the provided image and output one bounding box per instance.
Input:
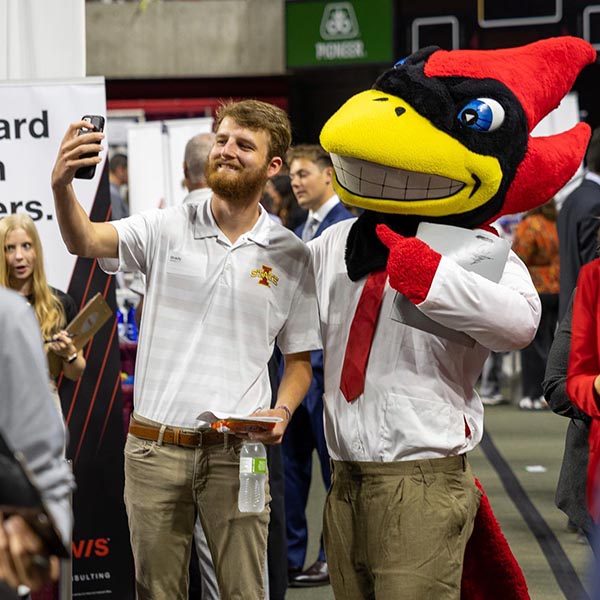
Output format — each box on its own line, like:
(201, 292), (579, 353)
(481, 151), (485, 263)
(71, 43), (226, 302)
(352, 441), (362, 452)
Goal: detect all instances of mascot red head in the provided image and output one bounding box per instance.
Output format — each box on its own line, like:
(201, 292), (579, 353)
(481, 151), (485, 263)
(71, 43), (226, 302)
(321, 37), (595, 227)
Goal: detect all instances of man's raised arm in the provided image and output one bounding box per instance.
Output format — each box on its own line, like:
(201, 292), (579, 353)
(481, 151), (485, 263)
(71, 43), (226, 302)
(51, 120), (119, 259)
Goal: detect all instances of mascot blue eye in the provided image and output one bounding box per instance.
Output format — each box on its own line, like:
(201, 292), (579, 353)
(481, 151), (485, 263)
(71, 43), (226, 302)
(393, 58), (407, 68)
(457, 98), (505, 132)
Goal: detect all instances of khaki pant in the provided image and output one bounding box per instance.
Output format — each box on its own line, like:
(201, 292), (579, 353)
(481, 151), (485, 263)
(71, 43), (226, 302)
(124, 419), (270, 600)
(324, 455), (481, 600)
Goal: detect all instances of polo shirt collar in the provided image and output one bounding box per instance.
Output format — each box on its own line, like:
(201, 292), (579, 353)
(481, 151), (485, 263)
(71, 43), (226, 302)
(244, 205), (272, 247)
(193, 196), (273, 246)
(184, 188), (213, 205)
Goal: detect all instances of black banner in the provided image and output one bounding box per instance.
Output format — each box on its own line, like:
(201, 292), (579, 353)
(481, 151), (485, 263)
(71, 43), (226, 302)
(59, 164), (134, 598)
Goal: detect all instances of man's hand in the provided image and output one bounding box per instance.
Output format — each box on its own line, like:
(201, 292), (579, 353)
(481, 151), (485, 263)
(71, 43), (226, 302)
(247, 406), (292, 446)
(50, 122), (118, 259)
(0, 514), (60, 592)
(51, 120), (104, 190)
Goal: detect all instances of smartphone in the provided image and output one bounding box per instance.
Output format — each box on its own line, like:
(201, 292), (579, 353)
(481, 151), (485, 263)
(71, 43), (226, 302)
(74, 115), (105, 180)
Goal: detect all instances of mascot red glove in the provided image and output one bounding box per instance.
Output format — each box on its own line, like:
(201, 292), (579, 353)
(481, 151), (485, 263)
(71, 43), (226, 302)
(376, 223), (441, 303)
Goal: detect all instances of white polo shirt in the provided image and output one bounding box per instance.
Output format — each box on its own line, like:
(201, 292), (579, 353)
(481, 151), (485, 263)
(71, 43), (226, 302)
(310, 219), (540, 462)
(99, 198), (321, 428)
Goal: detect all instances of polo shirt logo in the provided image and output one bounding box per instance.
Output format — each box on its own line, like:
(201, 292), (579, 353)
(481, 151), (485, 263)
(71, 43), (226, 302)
(251, 265), (279, 287)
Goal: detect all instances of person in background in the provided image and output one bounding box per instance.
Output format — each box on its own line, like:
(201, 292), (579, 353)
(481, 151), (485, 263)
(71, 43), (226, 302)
(477, 352), (507, 406)
(51, 100), (320, 599)
(284, 144), (354, 588)
(557, 127), (600, 321)
(265, 175), (306, 230)
(290, 145), (354, 245)
(542, 292), (595, 546)
(109, 153), (129, 221)
(259, 187), (282, 225)
(565, 252), (600, 538)
(0, 287), (75, 596)
(183, 132), (215, 204)
(478, 213), (525, 406)
(0, 214), (86, 416)
(512, 199), (559, 410)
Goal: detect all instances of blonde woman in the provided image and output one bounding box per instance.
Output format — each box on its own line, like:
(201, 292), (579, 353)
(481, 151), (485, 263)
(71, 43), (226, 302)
(0, 214), (85, 410)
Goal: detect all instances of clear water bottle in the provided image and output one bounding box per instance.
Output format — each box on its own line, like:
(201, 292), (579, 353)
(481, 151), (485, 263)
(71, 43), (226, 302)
(238, 441), (267, 513)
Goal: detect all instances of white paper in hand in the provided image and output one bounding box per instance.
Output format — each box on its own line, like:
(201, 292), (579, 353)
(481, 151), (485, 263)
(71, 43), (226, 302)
(390, 223), (510, 346)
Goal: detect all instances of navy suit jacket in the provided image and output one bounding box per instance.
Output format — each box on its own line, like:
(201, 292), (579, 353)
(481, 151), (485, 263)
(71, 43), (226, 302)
(294, 201), (354, 241)
(557, 178), (600, 320)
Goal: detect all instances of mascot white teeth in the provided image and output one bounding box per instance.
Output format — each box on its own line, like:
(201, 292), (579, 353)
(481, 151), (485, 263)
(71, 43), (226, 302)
(312, 36), (596, 600)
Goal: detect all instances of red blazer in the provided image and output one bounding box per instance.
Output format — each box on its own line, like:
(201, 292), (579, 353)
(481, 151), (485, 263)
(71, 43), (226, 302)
(567, 257), (600, 522)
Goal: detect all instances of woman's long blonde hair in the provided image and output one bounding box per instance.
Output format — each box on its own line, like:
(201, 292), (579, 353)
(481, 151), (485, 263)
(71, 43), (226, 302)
(0, 214), (66, 339)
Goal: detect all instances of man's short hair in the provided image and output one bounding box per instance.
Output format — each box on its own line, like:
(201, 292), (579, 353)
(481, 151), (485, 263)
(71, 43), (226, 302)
(185, 132), (215, 184)
(109, 153), (128, 173)
(586, 127), (600, 173)
(215, 99), (292, 162)
(286, 144), (332, 171)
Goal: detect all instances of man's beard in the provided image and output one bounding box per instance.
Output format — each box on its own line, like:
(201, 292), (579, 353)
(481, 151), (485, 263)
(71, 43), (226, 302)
(205, 159), (269, 204)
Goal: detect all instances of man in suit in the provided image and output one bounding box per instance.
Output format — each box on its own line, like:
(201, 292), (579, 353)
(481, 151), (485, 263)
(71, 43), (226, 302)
(284, 145), (354, 587)
(542, 292), (596, 547)
(108, 153), (129, 220)
(557, 127), (600, 320)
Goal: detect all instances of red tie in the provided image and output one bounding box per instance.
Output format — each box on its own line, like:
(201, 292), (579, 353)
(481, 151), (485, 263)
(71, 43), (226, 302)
(340, 270), (387, 402)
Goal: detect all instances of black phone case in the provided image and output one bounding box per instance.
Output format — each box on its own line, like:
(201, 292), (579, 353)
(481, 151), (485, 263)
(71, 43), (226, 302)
(74, 115), (105, 180)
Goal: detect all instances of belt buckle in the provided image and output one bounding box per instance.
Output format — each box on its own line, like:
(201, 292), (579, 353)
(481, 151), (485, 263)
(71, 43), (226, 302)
(201, 428), (229, 449)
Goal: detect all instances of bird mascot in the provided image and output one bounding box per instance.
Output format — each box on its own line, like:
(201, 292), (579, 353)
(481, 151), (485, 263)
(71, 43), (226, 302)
(318, 36), (596, 599)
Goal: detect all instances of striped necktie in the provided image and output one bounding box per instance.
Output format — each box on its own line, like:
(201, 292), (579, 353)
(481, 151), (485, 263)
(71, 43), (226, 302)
(339, 270), (387, 402)
(302, 216), (319, 242)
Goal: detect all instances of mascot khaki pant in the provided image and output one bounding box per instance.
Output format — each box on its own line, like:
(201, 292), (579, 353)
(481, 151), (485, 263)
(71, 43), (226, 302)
(324, 455), (481, 600)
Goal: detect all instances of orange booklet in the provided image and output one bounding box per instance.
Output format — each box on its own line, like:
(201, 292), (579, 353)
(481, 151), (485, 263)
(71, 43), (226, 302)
(196, 411), (282, 434)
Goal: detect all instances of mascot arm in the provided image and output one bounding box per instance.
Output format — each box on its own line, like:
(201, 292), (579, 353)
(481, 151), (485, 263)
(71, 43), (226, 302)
(422, 253), (541, 351)
(377, 225), (541, 351)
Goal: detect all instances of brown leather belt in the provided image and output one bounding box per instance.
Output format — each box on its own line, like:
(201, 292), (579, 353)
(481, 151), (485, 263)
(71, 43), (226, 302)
(129, 417), (229, 448)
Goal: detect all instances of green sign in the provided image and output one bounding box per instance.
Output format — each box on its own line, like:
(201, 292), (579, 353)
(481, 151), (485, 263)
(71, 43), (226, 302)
(286, 0), (394, 67)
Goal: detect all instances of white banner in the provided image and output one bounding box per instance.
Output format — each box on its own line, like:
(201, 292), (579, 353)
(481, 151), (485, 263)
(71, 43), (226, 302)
(127, 121), (165, 215)
(0, 0), (85, 80)
(127, 116), (213, 214)
(0, 77), (107, 291)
